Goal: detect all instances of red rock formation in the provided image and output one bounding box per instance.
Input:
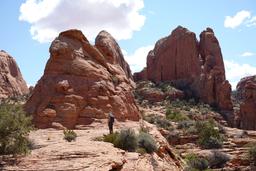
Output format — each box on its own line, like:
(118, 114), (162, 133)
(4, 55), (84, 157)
(236, 76), (256, 130)
(134, 26), (232, 111)
(0, 50), (29, 99)
(192, 28), (233, 111)
(236, 76), (256, 100)
(25, 29), (140, 129)
(95, 31), (133, 80)
(146, 26), (201, 82)
(133, 67), (147, 81)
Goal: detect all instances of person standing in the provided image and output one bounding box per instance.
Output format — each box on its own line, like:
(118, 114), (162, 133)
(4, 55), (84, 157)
(108, 112), (115, 134)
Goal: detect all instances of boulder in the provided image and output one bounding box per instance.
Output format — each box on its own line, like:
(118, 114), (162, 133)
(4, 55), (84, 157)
(25, 29), (140, 129)
(0, 50), (29, 99)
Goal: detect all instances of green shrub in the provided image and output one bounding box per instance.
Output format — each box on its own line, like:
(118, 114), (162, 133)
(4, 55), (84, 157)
(103, 132), (119, 143)
(249, 144), (256, 165)
(177, 120), (195, 129)
(137, 132), (157, 154)
(196, 120), (223, 149)
(139, 125), (149, 133)
(166, 108), (189, 122)
(208, 150), (230, 168)
(170, 100), (184, 108)
(185, 153), (209, 171)
(114, 128), (137, 152)
(63, 130), (77, 142)
(136, 147), (147, 155)
(166, 131), (180, 145)
(177, 120), (198, 135)
(143, 114), (157, 124)
(143, 114), (171, 130)
(102, 128), (158, 154)
(0, 103), (33, 155)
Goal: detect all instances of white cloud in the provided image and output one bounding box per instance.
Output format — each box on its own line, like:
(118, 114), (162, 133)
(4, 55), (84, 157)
(241, 52), (255, 57)
(224, 10), (251, 29)
(224, 60), (256, 89)
(19, 0), (146, 43)
(246, 16), (256, 27)
(123, 45), (153, 73)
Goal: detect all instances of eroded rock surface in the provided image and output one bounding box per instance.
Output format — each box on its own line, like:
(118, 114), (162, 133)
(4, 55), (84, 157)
(1, 121), (183, 171)
(236, 76), (256, 130)
(25, 29), (140, 129)
(0, 50), (28, 99)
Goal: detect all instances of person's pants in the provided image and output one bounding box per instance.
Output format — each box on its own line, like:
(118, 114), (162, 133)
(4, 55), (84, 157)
(108, 123), (113, 134)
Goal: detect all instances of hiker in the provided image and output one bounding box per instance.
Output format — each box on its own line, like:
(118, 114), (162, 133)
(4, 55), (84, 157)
(108, 112), (115, 134)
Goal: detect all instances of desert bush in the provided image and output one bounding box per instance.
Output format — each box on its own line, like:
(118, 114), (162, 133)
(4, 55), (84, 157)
(208, 150), (230, 168)
(136, 147), (147, 155)
(0, 103), (33, 155)
(137, 132), (157, 154)
(139, 125), (149, 133)
(196, 120), (223, 149)
(185, 153), (209, 171)
(177, 120), (198, 135)
(63, 130), (77, 142)
(103, 128), (158, 154)
(143, 114), (171, 130)
(177, 120), (195, 129)
(249, 144), (256, 165)
(102, 132), (119, 143)
(143, 114), (158, 124)
(166, 108), (189, 122)
(166, 131), (180, 145)
(114, 128), (137, 152)
(170, 100), (184, 108)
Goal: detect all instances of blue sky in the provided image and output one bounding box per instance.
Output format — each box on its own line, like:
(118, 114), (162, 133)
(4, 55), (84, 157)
(0, 0), (256, 89)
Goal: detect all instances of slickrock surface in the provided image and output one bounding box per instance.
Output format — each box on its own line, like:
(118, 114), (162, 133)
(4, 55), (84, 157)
(1, 120), (182, 171)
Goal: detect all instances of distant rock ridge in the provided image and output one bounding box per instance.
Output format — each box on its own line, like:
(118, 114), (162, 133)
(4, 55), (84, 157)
(25, 29), (140, 129)
(0, 50), (29, 99)
(134, 26), (232, 111)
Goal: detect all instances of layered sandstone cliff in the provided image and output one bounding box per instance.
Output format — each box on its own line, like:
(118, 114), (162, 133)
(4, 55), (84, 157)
(25, 29), (140, 129)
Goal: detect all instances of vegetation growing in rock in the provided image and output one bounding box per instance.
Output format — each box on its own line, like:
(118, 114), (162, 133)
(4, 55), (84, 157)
(113, 128), (138, 152)
(207, 150), (230, 168)
(185, 153), (209, 171)
(196, 120), (223, 149)
(63, 130), (77, 142)
(143, 114), (172, 130)
(137, 132), (157, 153)
(166, 108), (189, 122)
(248, 144), (256, 166)
(0, 103), (33, 155)
(102, 128), (157, 154)
(102, 132), (119, 143)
